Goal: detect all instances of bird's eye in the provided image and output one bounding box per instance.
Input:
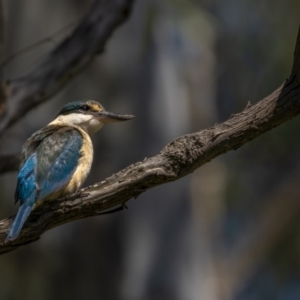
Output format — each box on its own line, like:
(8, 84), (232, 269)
(82, 105), (89, 111)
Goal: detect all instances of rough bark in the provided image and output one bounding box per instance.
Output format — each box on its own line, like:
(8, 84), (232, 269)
(1, 24), (300, 252)
(0, 9), (299, 253)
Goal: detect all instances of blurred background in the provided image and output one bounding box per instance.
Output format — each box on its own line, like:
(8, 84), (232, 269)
(0, 0), (299, 299)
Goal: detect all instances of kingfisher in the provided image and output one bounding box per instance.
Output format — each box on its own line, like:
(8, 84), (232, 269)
(5, 100), (134, 242)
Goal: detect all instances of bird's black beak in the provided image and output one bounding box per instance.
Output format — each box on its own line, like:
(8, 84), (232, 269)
(96, 111), (135, 123)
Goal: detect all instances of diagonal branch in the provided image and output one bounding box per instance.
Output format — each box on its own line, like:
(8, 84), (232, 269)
(0, 26), (299, 254)
(0, 0), (134, 137)
(1, 36), (300, 253)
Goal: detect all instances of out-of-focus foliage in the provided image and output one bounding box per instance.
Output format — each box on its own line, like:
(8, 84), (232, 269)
(0, 0), (299, 299)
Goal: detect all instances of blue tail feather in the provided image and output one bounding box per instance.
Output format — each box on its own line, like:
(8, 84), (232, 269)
(5, 204), (33, 242)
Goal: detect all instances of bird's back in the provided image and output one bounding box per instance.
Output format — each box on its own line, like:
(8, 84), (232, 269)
(16, 125), (92, 204)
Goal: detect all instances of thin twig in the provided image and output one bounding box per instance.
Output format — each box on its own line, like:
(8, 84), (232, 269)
(0, 20), (77, 69)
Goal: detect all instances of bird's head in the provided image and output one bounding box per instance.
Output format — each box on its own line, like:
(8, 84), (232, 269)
(53, 100), (134, 135)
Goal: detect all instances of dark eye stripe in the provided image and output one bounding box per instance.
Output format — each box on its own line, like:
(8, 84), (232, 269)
(81, 105), (89, 111)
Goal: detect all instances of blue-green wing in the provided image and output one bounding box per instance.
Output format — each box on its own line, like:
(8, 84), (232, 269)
(15, 125), (83, 203)
(15, 125), (59, 204)
(9, 125), (83, 242)
(35, 126), (83, 199)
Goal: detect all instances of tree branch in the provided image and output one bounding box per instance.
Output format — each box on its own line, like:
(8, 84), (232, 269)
(0, 0), (134, 136)
(1, 22), (300, 253)
(0, 25), (299, 254)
